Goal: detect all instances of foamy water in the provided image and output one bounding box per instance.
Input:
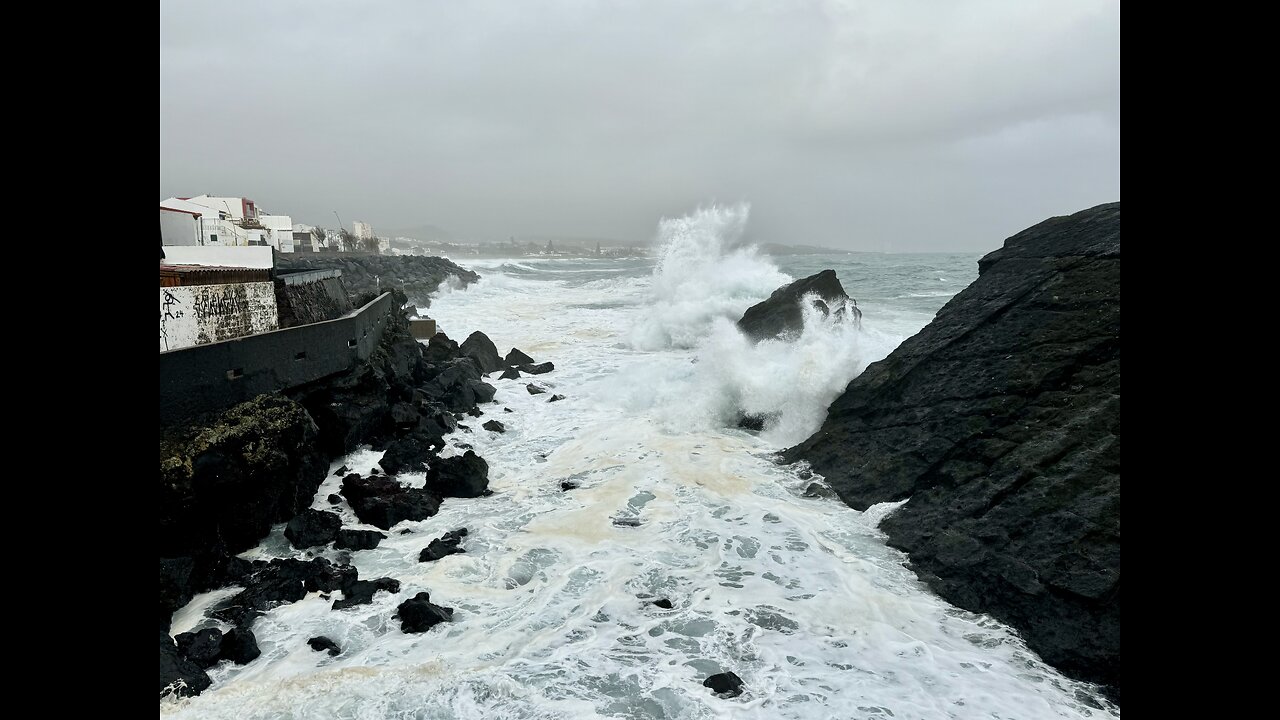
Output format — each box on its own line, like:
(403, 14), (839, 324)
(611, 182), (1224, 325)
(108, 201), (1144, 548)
(163, 205), (1118, 719)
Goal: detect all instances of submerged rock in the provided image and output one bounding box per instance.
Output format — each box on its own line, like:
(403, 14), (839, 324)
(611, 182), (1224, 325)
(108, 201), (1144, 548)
(333, 577), (401, 609)
(560, 480), (580, 491)
(308, 636), (341, 656)
(783, 203), (1122, 700)
(703, 671), (745, 698)
(396, 592), (454, 633)
(736, 414), (766, 431)
(419, 528), (468, 562)
(526, 383), (547, 395)
(284, 509), (342, 549)
(652, 598), (674, 610)
(737, 269), (851, 341)
(547, 394), (565, 403)
(482, 420), (506, 433)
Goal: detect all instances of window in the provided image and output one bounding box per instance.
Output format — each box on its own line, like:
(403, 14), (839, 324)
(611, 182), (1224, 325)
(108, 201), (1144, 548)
(210, 234), (218, 243)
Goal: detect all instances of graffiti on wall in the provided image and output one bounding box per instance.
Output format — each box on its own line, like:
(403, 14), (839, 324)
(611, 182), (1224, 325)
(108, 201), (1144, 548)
(160, 282), (279, 352)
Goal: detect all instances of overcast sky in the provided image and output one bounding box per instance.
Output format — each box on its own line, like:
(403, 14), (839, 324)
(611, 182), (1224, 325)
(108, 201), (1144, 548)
(160, 1), (1119, 252)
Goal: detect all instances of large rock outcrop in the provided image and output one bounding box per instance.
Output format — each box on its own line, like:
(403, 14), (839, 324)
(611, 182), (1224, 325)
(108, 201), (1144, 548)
(737, 269), (854, 340)
(783, 203), (1120, 699)
(159, 395), (328, 558)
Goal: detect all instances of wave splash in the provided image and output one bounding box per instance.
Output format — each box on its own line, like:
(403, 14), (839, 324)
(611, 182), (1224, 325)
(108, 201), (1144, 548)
(621, 203), (886, 445)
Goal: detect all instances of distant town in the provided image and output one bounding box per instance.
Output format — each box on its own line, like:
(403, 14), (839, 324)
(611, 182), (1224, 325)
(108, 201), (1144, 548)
(160, 194), (847, 259)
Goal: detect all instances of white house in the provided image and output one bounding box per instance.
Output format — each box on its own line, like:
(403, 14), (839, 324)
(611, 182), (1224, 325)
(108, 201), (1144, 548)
(259, 212), (295, 253)
(353, 221), (374, 240)
(161, 195), (297, 251)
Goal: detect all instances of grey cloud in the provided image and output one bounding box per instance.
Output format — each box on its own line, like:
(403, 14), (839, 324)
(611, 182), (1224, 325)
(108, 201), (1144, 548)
(161, 0), (1119, 252)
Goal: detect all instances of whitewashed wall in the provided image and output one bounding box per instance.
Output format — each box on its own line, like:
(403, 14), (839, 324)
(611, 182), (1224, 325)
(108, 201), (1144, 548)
(160, 209), (202, 246)
(160, 282), (279, 352)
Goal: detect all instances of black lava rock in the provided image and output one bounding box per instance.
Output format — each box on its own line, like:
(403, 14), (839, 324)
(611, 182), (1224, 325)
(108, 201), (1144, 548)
(526, 384), (547, 395)
(327, 493), (343, 505)
(175, 628), (223, 669)
(308, 636), (342, 656)
(560, 481), (580, 491)
(424, 451), (490, 498)
(499, 367), (521, 380)
(652, 598), (674, 609)
(396, 592), (455, 633)
(519, 362), (555, 375)
(783, 203), (1122, 701)
(547, 394), (565, 403)
(459, 331), (504, 375)
(419, 528), (468, 562)
(379, 432), (439, 475)
(703, 671), (744, 698)
(159, 631), (211, 697)
(333, 577), (401, 610)
(219, 628), (261, 665)
(334, 529), (387, 551)
(504, 348), (535, 366)
(284, 509), (342, 549)
(483, 420), (505, 433)
(737, 269), (852, 341)
(341, 474), (441, 530)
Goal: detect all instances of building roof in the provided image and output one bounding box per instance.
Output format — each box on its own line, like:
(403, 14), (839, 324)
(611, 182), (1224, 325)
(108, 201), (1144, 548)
(160, 264), (272, 287)
(160, 206), (202, 217)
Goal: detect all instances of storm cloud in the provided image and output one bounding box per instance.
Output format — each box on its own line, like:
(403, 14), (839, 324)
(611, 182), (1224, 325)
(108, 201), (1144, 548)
(160, 0), (1119, 251)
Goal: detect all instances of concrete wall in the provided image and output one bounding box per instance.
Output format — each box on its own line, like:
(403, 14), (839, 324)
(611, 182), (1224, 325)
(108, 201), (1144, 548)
(160, 281), (279, 352)
(160, 209), (202, 246)
(159, 292), (395, 424)
(162, 245), (274, 269)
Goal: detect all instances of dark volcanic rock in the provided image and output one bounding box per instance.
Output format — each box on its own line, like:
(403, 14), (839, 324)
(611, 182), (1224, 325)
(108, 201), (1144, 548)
(211, 558), (357, 628)
(160, 631), (211, 697)
(425, 451), (490, 498)
(419, 528), (468, 562)
(547, 394), (565, 403)
(219, 628), (261, 664)
(159, 395), (328, 557)
(333, 577), (401, 609)
(175, 628), (224, 669)
(652, 598), (674, 610)
(504, 348), (535, 367)
(703, 671), (744, 698)
(327, 493), (343, 505)
(340, 474), (441, 530)
(737, 269), (851, 341)
(285, 509), (343, 549)
(482, 420), (506, 433)
(159, 557), (195, 628)
(396, 592), (455, 633)
(519, 362), (555, 375)
(308, 636), (342, 656)
(499, 367), (521, 380)
(460, 331), (504, 375)
(560, 481), (579, 491)
(783, 203), (1121, 699)
(379, 432), (439, 475)
(736, 414), (766, 431)
(526, 384), (547, 395)
(335, 528), (387, 551)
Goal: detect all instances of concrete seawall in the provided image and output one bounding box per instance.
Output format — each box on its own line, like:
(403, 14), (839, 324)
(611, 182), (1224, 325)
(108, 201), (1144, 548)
(159, 292), (395, 424)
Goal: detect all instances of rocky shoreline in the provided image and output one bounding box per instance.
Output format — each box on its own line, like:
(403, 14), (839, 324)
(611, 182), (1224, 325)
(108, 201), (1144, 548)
(275, 254), (480, 307)
(159, 271), (550, 697)
(784, 203), (1121, 701)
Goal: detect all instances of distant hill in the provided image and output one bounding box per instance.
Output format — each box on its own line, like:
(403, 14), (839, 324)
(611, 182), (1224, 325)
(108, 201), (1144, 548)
(757, 243), (849, 256)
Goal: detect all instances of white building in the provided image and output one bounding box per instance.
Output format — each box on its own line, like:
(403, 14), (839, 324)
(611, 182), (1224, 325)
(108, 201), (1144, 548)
(160, 206), (204, 246)
(353, 221), (374, 240)
(161, 195), (295, 251)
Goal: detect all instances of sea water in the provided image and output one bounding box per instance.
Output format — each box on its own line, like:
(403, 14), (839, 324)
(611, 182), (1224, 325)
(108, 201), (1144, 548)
(163, 204), (1118, 719)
